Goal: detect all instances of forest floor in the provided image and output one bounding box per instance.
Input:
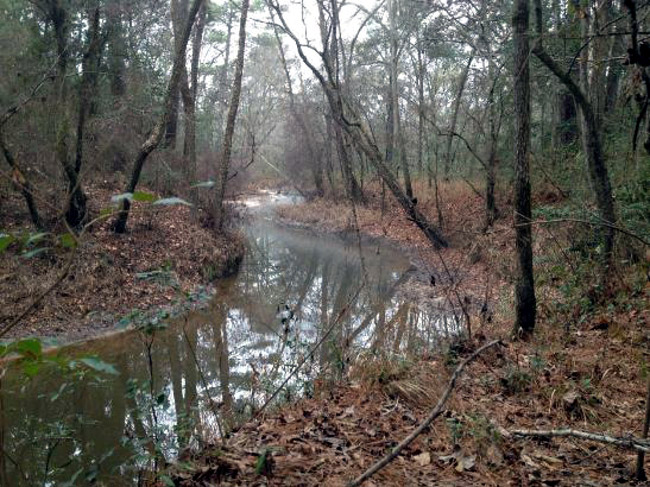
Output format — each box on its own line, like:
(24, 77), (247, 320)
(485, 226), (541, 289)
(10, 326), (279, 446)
(171, 180), (650, 486)
(0, 181), (245, 343)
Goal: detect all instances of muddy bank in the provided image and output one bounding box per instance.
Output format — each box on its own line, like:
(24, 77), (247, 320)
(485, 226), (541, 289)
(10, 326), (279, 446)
(0, 185), (246, 343)
(274, 197), (503, 324)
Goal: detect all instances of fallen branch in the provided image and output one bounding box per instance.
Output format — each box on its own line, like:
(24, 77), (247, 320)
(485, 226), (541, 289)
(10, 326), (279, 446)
(511, 428), (650, 453)
(348, 339), (502, 487)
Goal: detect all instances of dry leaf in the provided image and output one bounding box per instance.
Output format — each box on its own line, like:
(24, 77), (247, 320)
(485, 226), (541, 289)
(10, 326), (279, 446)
(413, 451), (431, 466)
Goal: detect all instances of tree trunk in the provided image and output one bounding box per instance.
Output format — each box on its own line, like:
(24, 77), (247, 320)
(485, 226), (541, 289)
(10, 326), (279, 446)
(113, 0), (204, 233)
(48, 0), (88, 228)
(180, 2), (206, 205)
(513, 0), (536, 335)
(270, 0), (447, 249)
(214, 0), (250, 230)
(335, 124), (364, 202)
(445, 56), (473, 179)
(269, 8), (324, 196)
(387, 0), (413, 199)
(533, 0), (616, 270)
(72, 5), (102, 225)
(0, 132), (43, 230)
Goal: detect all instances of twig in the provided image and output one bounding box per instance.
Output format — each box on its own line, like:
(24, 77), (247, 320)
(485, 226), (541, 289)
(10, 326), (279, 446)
(511, 428), (650, 453)
(347, 339), (502, 487)
(515, 218), (650, 247)
(637, 374), (650, 479)
(230, 284), (364, 435)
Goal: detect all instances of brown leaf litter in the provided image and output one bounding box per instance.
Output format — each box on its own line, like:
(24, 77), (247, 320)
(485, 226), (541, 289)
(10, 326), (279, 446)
(0, 184), (245, 342)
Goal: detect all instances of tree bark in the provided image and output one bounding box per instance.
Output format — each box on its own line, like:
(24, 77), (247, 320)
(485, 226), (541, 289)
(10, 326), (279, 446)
(113, 0), (204, 233)
(47, 0), (89, 228)
(533, 0), (616, 270)
(180, 1), (206, 205)
(72, 5), (102, 220)
(214, 0), (250, 230)
(513, 0), (536, 335)
(0, 132), (43, 230)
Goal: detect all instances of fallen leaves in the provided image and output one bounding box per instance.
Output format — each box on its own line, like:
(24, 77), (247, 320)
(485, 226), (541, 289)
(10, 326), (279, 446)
(1, 184), (246, 342)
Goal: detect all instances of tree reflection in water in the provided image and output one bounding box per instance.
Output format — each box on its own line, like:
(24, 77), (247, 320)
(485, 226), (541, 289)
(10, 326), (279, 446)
(0, 214), (462, 486)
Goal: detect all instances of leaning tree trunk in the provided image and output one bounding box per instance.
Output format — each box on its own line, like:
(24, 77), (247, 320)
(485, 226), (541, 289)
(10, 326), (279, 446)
(533, 0), (616, 270)
(445, 55), (473, 180)
(213, 0), (250, 231)
(113, 0), (204, 233)
(269, 0), (447, 248)
(513, 0), (536, 335)
(0, 132), (43, 230)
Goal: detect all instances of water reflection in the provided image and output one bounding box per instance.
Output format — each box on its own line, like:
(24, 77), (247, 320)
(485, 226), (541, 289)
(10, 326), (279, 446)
(0, 194), (461, 486)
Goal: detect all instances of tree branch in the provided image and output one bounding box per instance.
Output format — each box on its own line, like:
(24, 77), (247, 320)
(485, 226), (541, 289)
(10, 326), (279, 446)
(511, 428), (650, 453)
(348, 340), (503, 487)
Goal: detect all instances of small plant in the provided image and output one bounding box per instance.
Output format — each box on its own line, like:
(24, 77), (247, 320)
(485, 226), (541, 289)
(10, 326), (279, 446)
(500, 365), (532, 395)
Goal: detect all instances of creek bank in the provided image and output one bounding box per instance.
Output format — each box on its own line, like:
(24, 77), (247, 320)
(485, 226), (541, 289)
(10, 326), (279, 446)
(0, 184), (246, 343)
(274, 195), (503, 322)
(170, 188), (650, 486)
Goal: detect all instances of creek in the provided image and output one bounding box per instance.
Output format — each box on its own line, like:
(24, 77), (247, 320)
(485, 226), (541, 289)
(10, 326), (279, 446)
(0, 191), (461, 486)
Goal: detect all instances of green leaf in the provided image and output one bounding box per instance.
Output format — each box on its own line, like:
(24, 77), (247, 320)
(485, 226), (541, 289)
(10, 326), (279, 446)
(26, 232), (49, 246)
(132, 191), (157, 202)
(153, 197), (192, 207)
(21, 247), (50, 258)
(22, 361), (41, 377)
(159, 474), (175, 487)
(100, 207), (114, 217)
(255, 449), (271, 475)
(0, 233), (13, 253)
(15, 338), (42, 359)
(191, 180), (215, 188)
(79, 357), (119, 375)
(59, 233), (77, 249)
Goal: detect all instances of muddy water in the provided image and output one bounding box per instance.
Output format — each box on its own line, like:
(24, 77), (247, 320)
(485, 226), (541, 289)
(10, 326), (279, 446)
(0, 192), (461, 486)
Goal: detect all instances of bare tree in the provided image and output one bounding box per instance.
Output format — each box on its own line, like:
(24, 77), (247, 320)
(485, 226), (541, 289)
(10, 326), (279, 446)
(269, 0), (448, 248)
(113, 0), (204, 233)
(214, 0), (250, 230)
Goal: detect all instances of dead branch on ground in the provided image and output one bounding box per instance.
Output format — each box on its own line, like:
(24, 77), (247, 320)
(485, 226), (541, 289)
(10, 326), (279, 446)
(347, 339), (502, 487)
(510, 428), (650, 453)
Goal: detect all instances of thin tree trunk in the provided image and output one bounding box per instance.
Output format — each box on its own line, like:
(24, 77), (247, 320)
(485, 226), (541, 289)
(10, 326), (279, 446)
(513, 0), (536, 335)
(180, 2), (205, 205)
(445, 55), (473, 179)
(113, 0), (204, 233)
(214, 6), (235, 150)
(636, 375), (650, 480)
(72, 5), (102, 221)
(48, 0), (88, 228)
(0, 132), (43, 229)
(269, 8), (324, 196)
(214, 0), (250, 230)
